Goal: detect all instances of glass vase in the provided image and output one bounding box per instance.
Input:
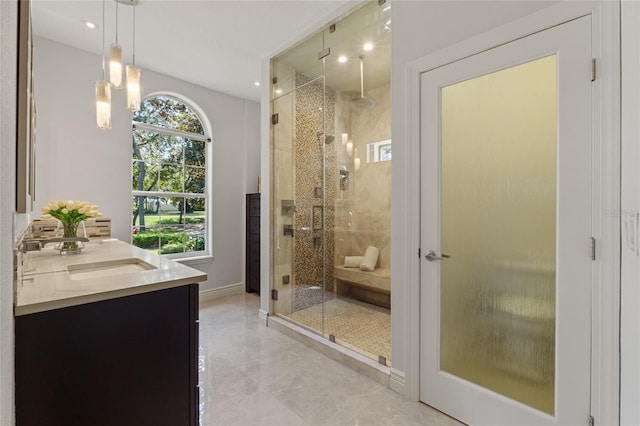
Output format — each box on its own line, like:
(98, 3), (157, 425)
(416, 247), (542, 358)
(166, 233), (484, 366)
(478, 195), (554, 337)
(55, 221), (86, 255)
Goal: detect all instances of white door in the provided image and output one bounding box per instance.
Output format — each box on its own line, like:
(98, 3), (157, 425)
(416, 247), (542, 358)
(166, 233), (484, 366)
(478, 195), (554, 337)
(420, 16), (592, 426)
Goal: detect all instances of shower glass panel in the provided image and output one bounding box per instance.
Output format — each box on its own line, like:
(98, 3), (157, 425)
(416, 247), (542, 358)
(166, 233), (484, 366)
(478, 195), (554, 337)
(271, 89), (296, 316)
(323, 3), (392, 364)
(271, 1), (392, 365)
(440, 55), (557, 414)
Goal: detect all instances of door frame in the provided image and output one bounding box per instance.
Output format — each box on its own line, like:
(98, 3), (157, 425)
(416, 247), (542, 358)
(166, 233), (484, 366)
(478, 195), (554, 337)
(399, 1), (620, 425)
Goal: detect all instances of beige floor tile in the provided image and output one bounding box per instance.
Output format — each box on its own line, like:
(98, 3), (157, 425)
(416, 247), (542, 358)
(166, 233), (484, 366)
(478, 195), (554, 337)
(285, 296), (391, 364)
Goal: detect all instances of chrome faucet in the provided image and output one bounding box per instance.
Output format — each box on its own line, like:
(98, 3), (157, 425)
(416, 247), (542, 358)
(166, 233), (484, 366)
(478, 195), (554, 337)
(21, 237), (89, 253)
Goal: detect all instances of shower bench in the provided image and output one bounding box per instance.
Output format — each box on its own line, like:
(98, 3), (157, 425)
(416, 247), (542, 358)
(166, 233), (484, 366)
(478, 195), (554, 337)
(334, 266), (390, 308)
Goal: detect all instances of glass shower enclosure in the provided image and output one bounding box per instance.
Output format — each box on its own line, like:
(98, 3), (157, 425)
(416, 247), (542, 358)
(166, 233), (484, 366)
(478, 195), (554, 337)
(269, 1), (392, 364)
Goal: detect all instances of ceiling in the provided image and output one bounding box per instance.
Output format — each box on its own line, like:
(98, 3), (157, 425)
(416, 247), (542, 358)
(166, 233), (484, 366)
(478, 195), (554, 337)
(30, 0), (387, 103)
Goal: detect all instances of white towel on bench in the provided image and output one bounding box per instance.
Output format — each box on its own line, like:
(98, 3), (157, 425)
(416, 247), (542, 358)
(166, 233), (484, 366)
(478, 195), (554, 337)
(360, 246), (379, 272)
(344, 256), (365, 268)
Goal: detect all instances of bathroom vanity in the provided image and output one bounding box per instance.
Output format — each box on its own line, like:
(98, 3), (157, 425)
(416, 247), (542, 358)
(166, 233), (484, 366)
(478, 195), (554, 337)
(14, 240), (206, 426)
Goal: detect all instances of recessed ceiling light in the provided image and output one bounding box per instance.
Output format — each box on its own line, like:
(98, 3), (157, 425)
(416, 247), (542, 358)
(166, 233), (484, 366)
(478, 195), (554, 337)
(338, 56), (348, 63)
(275, 89), (283, 95)
(363, 42), (374, 52)
(82, 20), (97, 30)
(254, 81), (261, 87)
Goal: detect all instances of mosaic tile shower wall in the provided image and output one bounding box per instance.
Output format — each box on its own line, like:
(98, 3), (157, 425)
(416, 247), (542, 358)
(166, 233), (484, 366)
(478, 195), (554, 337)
(293, 73), (337, 310)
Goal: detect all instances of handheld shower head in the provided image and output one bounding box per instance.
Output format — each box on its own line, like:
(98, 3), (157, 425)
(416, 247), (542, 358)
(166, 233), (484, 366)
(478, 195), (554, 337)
(317, 131), (335, 144)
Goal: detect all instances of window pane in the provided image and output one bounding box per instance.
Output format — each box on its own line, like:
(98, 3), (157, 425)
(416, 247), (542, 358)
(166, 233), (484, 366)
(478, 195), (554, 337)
(185, 166), (205, 194)
(185, 140), (206, 166)
(133, 129), (160, 163)
(159, 225), (186, 255)
(159, 164), (183, 192)
(133, 96), (205, 135)
(132, 225), (160, 251)
(185, 197), (206, 253)
(132, 161), (158, 192)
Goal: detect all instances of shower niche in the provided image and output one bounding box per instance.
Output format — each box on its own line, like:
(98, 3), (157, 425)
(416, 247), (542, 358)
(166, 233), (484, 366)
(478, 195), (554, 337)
(270, 1), (392, 365)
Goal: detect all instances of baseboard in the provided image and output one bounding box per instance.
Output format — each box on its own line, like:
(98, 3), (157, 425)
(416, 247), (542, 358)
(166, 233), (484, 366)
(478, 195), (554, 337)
(198, 282), (244, 303)
(258, 309), (269, 326)
(389, 368), (406, 395)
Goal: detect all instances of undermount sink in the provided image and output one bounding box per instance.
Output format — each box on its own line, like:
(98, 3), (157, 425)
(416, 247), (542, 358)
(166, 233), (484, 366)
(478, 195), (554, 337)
(67, 258), (157, 281)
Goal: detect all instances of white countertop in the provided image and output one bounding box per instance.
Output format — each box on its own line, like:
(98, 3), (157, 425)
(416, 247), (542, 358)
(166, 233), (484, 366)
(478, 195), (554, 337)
(15, 239), (207, 316)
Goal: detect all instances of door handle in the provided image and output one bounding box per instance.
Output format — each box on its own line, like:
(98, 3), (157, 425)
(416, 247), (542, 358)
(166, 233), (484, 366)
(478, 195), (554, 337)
(424, 250), (450, 261)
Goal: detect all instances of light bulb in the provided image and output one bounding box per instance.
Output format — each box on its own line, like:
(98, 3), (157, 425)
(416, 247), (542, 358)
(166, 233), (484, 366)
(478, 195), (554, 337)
(126, 65), (141, 111)
(95, 81), (111, 130)
(347, 141), (353, 157)
(109, 43), (123, 89)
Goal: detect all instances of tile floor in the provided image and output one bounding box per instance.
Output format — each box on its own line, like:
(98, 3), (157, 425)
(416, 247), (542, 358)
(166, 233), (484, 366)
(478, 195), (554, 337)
(286, 296), (392, 364)
(198, 293), (462, 426)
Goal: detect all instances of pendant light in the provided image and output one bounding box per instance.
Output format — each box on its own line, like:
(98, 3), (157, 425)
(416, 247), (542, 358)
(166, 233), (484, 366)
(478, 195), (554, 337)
(126, 4), (141, 111)
(109, 1), (123, 89)
(96, 0), (111, 130)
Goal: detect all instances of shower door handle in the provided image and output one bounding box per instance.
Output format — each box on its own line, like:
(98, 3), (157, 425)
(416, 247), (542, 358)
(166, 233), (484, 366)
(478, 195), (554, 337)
(312, 206), (323, 231)
(424, 250), (450, 261)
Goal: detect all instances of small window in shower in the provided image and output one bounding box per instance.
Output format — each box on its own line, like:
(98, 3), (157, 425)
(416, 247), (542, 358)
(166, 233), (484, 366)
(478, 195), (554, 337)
(366, 139), (392, 163)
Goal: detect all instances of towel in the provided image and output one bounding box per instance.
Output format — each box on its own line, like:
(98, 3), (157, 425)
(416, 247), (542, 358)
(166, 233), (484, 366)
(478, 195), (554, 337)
(360, 246), (379, 272)
(344, 256), (364, 268)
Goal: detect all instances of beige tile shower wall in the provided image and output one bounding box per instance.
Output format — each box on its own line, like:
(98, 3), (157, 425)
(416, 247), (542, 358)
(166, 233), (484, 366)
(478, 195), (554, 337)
(294, 72), (337, 292)
(335, 83), (391, 271)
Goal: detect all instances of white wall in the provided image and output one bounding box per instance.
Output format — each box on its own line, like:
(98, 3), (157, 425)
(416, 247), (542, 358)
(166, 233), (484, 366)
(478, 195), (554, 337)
(33, 37), (260, 292)
(0, 2), (17, 425)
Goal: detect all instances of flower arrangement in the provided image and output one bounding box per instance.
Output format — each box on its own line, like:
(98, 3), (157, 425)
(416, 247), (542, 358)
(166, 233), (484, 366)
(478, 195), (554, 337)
(41, 200), (103, 253)
(41, 200), (102, 224)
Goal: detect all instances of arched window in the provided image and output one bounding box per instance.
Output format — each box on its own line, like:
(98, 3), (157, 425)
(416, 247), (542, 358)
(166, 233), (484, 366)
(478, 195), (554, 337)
(131, 94), (211, 258)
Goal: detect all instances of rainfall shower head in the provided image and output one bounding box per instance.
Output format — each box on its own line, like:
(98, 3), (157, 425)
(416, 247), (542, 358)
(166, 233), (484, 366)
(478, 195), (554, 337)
(351, 55), (376, 109)
(317, 131), (335, 144)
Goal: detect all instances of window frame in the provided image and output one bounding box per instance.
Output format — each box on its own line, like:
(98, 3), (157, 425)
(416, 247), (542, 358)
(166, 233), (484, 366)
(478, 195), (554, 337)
(130, 95), (212, 261)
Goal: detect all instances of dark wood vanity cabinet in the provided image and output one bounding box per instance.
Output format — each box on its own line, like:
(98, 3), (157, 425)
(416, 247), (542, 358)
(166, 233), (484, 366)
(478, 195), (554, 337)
(15, 284), (199, 426)
(246, 193), (260, 293)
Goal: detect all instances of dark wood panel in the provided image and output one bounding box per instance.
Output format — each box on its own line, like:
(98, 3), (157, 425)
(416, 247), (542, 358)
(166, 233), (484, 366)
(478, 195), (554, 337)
(246, 193), (260, 293)
(15, 284), (198, 426)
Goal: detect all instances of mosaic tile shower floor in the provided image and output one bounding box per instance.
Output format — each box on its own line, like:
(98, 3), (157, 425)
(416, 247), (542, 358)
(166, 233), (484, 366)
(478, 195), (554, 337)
(285, 295), (391, 365)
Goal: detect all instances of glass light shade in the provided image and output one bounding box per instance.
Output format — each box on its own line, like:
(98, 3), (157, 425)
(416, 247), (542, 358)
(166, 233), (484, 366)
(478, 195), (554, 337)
(109, 43), (123, 89)
(126, 65), (141, 111)
(354, 157), (360, 171)
(95, 81), (111, 130)
(342, 133), (348, 144)
(346, 141), (354, 157)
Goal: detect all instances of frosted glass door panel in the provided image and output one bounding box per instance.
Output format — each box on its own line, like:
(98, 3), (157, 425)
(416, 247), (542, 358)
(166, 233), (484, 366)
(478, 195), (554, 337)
(440, 55), (557, 414)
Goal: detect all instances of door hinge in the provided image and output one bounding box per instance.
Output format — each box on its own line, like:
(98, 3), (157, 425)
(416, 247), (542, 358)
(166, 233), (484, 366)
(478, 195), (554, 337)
(317, 47), (330, 60)
(591, 236), (596, 261)
(591, 58), (596, 82)
(271, 289), (278, 301)
(588, 415), (594, 426)
(271, 113), (279, 125)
